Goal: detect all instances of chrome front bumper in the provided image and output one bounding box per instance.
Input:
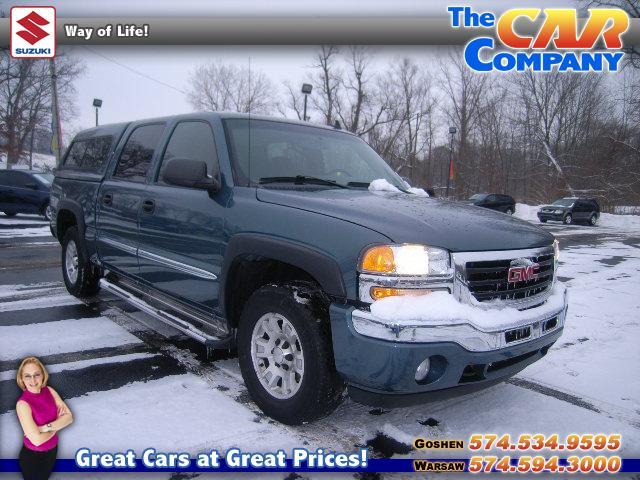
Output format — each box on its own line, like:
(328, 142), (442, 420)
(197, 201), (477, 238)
(351, 282), (568, 352)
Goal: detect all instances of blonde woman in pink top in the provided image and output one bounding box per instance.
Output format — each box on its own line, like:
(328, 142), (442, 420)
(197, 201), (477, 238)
(15, 357), (73, 480)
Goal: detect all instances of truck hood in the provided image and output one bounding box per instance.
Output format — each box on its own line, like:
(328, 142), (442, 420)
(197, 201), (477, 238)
(256, 188), (554, 252)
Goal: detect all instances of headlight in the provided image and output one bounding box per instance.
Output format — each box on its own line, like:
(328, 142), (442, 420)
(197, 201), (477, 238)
(554, 209), (563, 214)
(553, 239), (560, 263)
(359, 244), (450, 276)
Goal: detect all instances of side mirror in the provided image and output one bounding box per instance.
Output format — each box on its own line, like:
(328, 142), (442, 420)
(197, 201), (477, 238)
(162, 158), (220, 193)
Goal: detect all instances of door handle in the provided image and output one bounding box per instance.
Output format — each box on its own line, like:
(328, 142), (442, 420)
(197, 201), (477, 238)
(142, 199), (155, 214)
(102, 193), (113, 205)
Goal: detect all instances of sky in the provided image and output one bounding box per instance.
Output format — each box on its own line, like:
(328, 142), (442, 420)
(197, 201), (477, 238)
(2, 0), (586, 136)
(64, 45), (450, 135)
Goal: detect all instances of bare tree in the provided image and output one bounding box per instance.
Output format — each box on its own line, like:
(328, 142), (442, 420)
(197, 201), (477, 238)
(279, 81), (307, 120)
(309, 46), (340, 126)
(0, 50), (83, 168)
(584, 0), (640, 68)
(334, 46), (389, 135)
(187, 62), (276, 114)
(440, 51), (489, 197)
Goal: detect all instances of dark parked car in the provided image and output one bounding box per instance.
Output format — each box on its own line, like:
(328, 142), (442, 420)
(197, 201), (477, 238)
(465, 193), (515, 214)
(537, 197), (600, 226)
(0, 169), (54, 220)
(50, 113), (566, 424)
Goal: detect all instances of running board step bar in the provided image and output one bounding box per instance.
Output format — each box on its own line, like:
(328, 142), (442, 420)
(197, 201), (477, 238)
(99, 279), (234, 348)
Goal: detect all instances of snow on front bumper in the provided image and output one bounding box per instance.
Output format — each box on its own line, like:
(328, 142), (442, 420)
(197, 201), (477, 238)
(351, 282), (568, 352)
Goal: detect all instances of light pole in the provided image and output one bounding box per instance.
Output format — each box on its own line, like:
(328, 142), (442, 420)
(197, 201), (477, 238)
(301, 83), (312, 121)
(446, 126), (456, 198)
(93, 98), (102, 127)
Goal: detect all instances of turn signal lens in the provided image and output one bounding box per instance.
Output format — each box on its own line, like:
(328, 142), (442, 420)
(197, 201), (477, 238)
(370, 287), (432, 300)
(361, 246), (395, 273)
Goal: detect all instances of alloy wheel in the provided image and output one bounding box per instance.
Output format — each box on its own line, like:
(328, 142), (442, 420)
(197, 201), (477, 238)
(250, 312), (304, 399)
(65, 240), (79, 284)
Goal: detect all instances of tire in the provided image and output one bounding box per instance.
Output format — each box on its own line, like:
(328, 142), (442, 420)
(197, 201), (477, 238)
(505, 208), (513, 215)
(41, 202), (53, 222)
(540, 218), (547, 223)
(3, 212), (17, 217)
(563, 214), (573, 225)
(237, 283), (344, 425)
(589, 214), (597, 226)
(61, 227), (101, 298)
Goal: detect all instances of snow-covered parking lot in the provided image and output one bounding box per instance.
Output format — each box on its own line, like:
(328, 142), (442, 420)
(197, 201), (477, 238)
(0, 209), (639, 479)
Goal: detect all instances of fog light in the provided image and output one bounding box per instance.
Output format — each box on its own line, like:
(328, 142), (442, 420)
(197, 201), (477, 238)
(415, 357), (431, 381)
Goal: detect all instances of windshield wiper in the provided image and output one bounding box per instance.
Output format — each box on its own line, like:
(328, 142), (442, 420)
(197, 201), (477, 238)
(346, 181), (371, 188)
(259, 176), (349, 189)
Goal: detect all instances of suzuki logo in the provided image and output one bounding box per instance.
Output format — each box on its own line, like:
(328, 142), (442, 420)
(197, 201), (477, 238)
(508, 258), (539, 283)
(16, 11), (50, 45)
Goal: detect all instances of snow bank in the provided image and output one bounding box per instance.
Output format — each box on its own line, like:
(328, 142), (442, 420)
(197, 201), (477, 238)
(0, 152), (56, 171)
(514, 203), (540, 223)
(599, 211), (640, 230)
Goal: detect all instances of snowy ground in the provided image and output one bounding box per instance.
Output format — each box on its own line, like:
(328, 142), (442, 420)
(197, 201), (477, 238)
(0, 152), (57, 172)
(0, 209), (639, 479)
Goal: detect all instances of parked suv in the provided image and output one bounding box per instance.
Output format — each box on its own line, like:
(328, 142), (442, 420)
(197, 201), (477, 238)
(0, 169), (54, 220)
(50, 113), (567, 424)
(537, 197), (600, 226)
(465, 193), (515, 214)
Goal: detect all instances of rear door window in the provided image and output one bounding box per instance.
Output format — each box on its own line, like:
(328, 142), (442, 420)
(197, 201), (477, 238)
(63, 136), (113, 172)
(64, 141), (88, 168)
(114, 124), (165, 183)
(82, 136), (113, 171)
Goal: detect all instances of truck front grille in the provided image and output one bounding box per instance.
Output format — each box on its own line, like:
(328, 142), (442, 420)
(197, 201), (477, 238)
(465, 253), (554, 302)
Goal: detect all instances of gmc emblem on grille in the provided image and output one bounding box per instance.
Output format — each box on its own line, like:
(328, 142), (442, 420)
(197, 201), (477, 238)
(508, 258), (539, 283)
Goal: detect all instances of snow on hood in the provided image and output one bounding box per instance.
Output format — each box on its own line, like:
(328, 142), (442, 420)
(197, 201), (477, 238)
(370, 283), (566, 331)
(368, 178), (429, 197)
(368, 178), (401, 193)
(407, 187), (429, 197)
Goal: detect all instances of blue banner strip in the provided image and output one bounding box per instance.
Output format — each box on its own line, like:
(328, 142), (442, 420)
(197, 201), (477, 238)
(1, 458), (639, 473)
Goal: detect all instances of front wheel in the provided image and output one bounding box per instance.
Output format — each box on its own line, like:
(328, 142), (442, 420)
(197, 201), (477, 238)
(563, 214), (573, 225)
(589, 214), (598, 226)
(505, 208), (513, 215)
(62, 227), (101, 298)
(237, 284), (344, 425)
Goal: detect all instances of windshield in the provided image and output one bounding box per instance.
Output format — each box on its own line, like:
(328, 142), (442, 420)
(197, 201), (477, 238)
(469, 194), (487, 201)
(552, 198), (575, 207)
(223, 119), (407, 190)
(33, 173), (54, 185)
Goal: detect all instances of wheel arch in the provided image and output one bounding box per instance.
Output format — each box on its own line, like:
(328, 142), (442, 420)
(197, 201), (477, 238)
(56, 200), (86, 251)
(221, 233), (347, 328)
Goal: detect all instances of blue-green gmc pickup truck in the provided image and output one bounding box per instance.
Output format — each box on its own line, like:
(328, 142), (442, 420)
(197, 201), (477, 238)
(50, 113), (567, 424)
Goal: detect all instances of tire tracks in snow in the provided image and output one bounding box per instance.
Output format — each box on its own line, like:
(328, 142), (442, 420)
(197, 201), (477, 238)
(509, 376), (640, 429)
